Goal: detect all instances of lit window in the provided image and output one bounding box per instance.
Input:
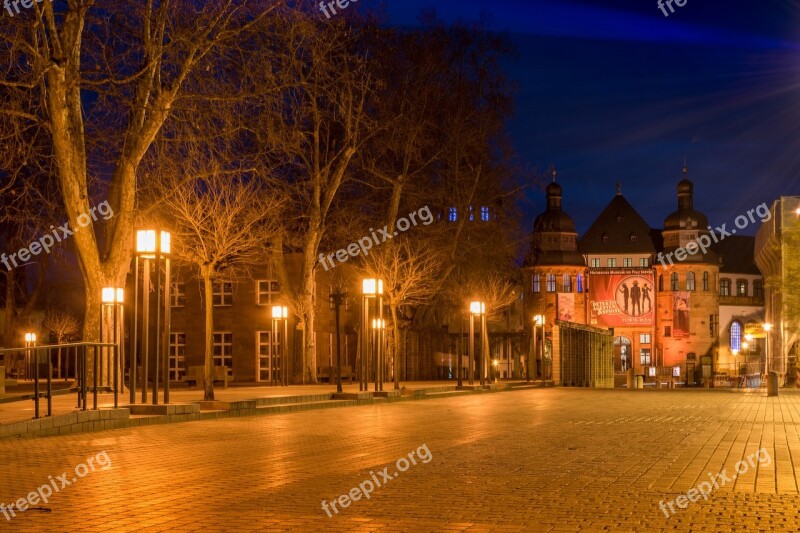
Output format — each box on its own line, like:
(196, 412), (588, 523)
(256, 280), (280, 305)
(686, 272), (696, 291)
(448, 207), (457, 222)
(720, 279), (731, 296)
(546, 274), (556, 292)
(212, 281), (233, 306)
(640, 334), (651, 344)
(670, 272), (679, 291)
(640, 258), (649, 267)
(591, 258), (600, 268)
(640, 349), (651, 366)
(623, 258), (632, 267)
(730, 321), (742, 351)
(469, 205), (474, 221)
(533, 274), (540, 293)
(480, 206), (490, 222)
(577, 274), (583, 293)
(562, 274), (572, 292)
(608, 258), (617, 267)
(737, 280), (748, 296)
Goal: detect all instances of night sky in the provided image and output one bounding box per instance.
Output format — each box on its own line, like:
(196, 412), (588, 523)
(382, 0), (800, 235)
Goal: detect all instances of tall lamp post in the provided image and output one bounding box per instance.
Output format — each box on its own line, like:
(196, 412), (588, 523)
(101, 288), (124, 409)
(372, 318), (385, 392)
(24, 332), (36, 381)
(329, 290), (348, 393)
(533, 314), (545, 381)
(272, 306), (289, 387)
(133, 229), (171, 405)
(764, 323), (773, 375)
(469, 301), (485, 386)
(361, 279), (383, 392)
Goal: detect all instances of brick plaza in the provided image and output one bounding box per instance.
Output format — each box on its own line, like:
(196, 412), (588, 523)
(2, 388), (800, 532)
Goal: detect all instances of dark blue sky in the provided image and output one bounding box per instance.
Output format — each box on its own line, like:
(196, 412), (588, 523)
(383, 0), (800, 235)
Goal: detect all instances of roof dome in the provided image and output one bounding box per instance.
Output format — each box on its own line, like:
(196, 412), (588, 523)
(532, 177), (575, 233)
(664, 173), (709, 231)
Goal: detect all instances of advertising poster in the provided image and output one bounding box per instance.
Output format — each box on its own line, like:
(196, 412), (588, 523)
(557, 293), (575, 322)
(673, 291), (690, 336)
(588, 268), (654, 327)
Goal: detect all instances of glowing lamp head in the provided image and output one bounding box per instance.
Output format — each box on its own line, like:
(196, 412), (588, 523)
(371, 318), (385, 329)
(24, 332), (36, 343)
(534, 314), (545, 326)
(136, 229), (171, 257)
(362, 278), (384, 296)
(764, 323), (773, 332)
(469, 301), (485, 315)
(102, 287), (124, 303)
(493, 359), (499, 367)
(742, 342), (749, 350)
(272, 305), (288, 319)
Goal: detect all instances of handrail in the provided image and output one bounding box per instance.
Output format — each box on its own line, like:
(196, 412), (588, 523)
(0, 342), (119, 419)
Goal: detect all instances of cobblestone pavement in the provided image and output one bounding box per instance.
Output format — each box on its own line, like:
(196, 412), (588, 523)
(1, 388), (800, 532)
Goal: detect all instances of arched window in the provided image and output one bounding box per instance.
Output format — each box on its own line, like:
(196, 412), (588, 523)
(546, 274), (556, 292)
(703, 272), (709, 291)
(658, 274), (664, 292)
(686, 272), (696, 291)
(670, 272), (679, 291)
(533, 274), (540, 293)
(562, 274), (572, 292)
(730, 321), (742, 352)
(576, 274), (583, 293)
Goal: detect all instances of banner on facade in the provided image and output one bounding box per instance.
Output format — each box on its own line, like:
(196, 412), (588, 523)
(557, 293), (575, 322)
(588, 268), (654, 327)
(673, 291), (690, 336)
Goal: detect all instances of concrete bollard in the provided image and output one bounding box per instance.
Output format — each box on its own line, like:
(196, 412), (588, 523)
(767, 371), (779, 397)
(627, 368), (634, 389)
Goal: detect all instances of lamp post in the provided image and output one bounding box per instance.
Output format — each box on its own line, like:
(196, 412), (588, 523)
(24, 333), (38, 417)
(469, 301), (485, 386)
(329, 290), (347, 393)
(532, 315), (545, 382)
(134, 229), (171, 405)
(24, 332), (36, 381)
(764, 323), (773, 374)
(272, 306), (289, 387)
(492, 359), (499, 383)
(361, 279), (383, 392)
(102, 287), (124, 409)
(372, 318), (386, 391)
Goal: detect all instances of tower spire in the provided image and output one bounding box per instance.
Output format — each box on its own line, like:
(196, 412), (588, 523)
(616, 182), (622, 196)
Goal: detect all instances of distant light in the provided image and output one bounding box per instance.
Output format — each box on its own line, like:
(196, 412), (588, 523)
(764, 323), (773, 331)
(272, 305), (288, 319)
(136, 229), (171, 257)
(24, 332), (36, 343)
(534, 314), (546, 326)
(371, 318), (385, 329)
(470, 301), (485, 315)
(362, 278), (384, 296)
(102, 287), (124, 303)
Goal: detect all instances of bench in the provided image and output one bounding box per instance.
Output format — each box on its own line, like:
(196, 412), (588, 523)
(185, 365), (232, 388)
(316, 365), (355, 383)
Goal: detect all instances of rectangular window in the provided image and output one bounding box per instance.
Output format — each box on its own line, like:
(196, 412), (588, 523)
(256, 280), (280, 305)
(591, 258), (600, 268)
(256, 330), (281, 382)
(754, 280), (764, 298)
(639, 258), (650, 267)
(607, 258), (617, 267)
(448, 207), (457, 222)
(169, 332), (186, 381)
(623, 258), (632, 267)
(640, 349), (651, 366)
(171, 283), (186, 308)
(212, 282), (233, 307)
(533, 275), (540, 293)
(480, 206), (490, 222)
(639, 334), (651, 344)
(664, 326), (671, 338)
(546, 275), (556, 292)
(213, 332), (233, 370)
(709, 314), (719, 338)
(720, 279), (731, 296)
(737, 280), (748, 296)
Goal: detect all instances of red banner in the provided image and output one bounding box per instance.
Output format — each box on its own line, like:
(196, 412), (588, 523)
(588, 268), (654, 327)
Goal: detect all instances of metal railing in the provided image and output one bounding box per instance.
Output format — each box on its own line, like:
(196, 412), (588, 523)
(0, 342), (118, 418)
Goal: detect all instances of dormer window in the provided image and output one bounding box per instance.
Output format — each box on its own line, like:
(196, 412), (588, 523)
(630, 234), (637, 243)
(602, 234), (609, 243)
(616, 215), (623, 223)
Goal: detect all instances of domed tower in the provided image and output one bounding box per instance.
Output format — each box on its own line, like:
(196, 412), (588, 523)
(524, 172), (587, 349)
(655, 165), (720, 376)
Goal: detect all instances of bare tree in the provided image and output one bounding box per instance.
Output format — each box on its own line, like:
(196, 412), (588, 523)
(360, 238), (443, 388)
(42, 308), (81, 378)
(150, 154), (283, 400)
(0, 0), (283, 348)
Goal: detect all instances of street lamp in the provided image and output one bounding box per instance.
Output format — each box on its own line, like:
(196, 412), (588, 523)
(372, 318), (386, 391)
(24, 332), (36, 381)
(272, 305), (289, 387)
(492, 359), (499, 383)
(102, 287), (124, 409)
(532, 314), (545, 382)
(329, 290), (348, 393)
(361, 279), (383, 392)
(133, 229), (171, 405)
(469, 301), (486, 386)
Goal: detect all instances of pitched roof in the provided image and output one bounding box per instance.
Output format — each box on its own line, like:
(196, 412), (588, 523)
(578, 195), (657, 254)
(713, 235), (761, 275)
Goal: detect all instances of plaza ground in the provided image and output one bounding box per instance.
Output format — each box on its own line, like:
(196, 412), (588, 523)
(1, 388), (800, 532)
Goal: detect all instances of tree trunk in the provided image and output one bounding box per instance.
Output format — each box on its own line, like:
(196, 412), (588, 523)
(390, 304), (402, 389)
(202, 272), (215, 400)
